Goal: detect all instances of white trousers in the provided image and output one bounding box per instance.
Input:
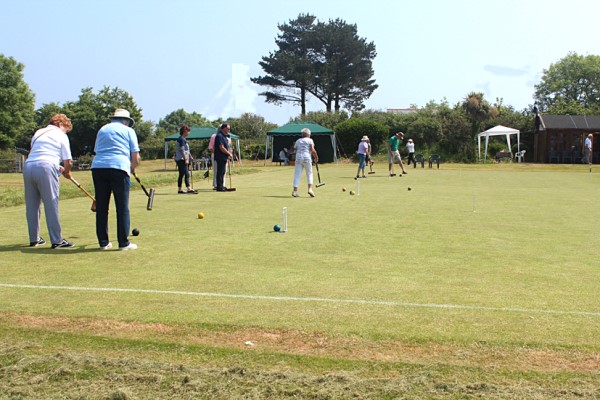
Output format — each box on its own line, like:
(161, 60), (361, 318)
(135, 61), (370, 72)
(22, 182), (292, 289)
(293, 159), (313, 188)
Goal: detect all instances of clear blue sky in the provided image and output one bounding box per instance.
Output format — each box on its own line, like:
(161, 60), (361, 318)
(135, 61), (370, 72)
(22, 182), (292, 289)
(3, 0), (600, 126)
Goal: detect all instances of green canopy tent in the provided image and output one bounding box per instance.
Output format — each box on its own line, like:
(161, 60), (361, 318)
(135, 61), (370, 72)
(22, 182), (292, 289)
(265, 122), (337, 164)
(164, 126), (241, 169)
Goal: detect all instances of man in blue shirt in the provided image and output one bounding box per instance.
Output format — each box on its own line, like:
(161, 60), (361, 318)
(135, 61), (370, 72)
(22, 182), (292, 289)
(91, 109), (140, 250)
(214, 123), (233, 191)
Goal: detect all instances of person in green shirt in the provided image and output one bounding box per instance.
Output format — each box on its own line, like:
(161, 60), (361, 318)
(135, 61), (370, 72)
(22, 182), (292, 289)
(387, 132), (408, 176)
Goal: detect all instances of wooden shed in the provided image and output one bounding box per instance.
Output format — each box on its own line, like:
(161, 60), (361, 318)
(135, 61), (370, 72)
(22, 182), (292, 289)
(534, 114), (600, 163)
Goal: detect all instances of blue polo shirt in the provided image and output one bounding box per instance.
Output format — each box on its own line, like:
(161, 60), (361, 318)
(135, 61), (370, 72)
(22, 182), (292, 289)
(91, 121), (140, 174)
(214, 131), (229, 161)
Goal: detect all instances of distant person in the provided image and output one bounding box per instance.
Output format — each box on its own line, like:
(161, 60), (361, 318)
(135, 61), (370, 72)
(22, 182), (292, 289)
(23, 113), (75, 249)
(208, 131), (217, 189)
(356, 135), (370, 179)
(91, 109), (140, 250)
(365, 137), (373, 171)
(214, 123), (233, 191)
(175, 124), (197, 194)
(387, 131), (408, 176)
(292, 128), (319, 197)
(279, 147), (289, 165)
(584, 133), (593, 164)
(406, 138), (415, 166)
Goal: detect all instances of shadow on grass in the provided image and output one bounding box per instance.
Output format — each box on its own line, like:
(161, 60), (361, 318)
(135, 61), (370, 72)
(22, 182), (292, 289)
(0, 244), (111, 254)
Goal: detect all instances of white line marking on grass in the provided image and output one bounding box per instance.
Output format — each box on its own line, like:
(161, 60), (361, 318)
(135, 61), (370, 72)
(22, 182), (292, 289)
(1, 283), (599, 317)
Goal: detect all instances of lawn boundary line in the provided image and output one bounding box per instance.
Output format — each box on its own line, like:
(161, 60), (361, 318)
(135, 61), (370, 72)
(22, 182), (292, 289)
(1, 283), (599, 318)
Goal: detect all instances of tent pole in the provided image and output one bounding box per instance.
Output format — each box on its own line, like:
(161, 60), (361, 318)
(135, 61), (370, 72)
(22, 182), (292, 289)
(264, 136), (269, 166)
(164, 141), (168, 170)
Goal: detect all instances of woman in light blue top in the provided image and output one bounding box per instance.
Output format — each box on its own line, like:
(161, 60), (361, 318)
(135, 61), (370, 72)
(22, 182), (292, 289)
(91, 109), (140, 250)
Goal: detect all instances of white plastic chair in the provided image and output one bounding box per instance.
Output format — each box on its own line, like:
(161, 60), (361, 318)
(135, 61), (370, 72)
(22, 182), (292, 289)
(515, 150), (526, 163)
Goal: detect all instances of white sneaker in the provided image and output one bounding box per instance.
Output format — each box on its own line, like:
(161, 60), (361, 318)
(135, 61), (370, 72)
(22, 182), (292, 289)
(292, 191), (299, 197)
(118, 243), (138, 251)
(100, 242), (113, 250)
(308, 189), (315, 197)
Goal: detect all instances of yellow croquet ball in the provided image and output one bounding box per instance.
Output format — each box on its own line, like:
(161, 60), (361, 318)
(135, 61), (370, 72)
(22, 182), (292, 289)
(198, 212), (205, 219)
(342, 187), (346, 192)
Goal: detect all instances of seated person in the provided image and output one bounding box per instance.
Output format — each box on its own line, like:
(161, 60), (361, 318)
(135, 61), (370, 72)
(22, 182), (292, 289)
(279, 148), (289, 165)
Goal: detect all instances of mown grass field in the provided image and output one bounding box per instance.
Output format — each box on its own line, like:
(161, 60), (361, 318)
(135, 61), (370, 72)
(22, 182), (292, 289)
(0, 160), (599, 399)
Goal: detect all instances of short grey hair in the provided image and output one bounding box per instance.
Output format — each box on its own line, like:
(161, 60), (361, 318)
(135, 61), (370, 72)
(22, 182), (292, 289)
(301, 128), (311, 137)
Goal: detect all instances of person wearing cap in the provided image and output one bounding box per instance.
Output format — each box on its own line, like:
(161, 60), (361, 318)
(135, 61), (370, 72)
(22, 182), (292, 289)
(406, 138), (415, 167)
(91, 108), (140, 250)
(584, 133), (593, 165)
(355, 135), (370, 179)
(23, 113), (75, 249)
(388, 132), (408, 176)
(175, 124), (197, 194)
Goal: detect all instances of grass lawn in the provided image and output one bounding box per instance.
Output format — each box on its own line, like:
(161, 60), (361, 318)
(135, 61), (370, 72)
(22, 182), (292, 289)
(0, 160), (599, 399)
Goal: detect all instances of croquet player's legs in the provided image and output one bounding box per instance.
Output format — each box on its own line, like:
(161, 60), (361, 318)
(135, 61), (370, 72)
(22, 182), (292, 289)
(112, 170), (131, 248)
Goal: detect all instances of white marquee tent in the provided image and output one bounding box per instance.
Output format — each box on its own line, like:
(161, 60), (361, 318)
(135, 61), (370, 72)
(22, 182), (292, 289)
(478, 125), (520, 161)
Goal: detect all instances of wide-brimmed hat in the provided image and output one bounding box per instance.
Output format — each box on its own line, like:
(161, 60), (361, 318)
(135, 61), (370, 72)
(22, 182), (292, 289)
(109, 108), (135, 127)
(361, 135), (369, 141)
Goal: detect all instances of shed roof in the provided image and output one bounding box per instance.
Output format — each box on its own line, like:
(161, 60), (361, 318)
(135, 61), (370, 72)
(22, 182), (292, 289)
(164, 126), (239, 141)
(539, 115), (600, 131)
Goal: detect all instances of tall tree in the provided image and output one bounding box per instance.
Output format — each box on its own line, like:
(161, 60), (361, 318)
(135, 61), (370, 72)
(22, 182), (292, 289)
(0, 54), (35, 149)
(461, 92), (491, 136)
(534, 52), (600, 114)
(63, 86), (143, 155)
(309, 19), (378, 112)
(251, 14), (317, 115)
(252, 14), (377, 115)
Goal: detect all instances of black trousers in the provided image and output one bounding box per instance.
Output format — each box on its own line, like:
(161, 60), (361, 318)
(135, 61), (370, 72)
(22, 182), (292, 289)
(215, 158), (227, 190)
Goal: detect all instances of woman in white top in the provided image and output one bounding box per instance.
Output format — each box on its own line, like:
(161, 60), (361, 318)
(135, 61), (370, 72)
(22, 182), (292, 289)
(292, 128), (319, 197)
(406, 138), (415, 167)
(23, 114), (74, 249)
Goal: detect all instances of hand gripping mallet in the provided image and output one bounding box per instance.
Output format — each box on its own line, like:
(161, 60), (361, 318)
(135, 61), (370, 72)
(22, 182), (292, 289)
(133, 172), (155, 210)
(69, 177), (96, 212)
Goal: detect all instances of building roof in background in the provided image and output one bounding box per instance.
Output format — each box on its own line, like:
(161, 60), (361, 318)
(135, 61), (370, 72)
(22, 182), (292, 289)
(539, 115), (600, 131)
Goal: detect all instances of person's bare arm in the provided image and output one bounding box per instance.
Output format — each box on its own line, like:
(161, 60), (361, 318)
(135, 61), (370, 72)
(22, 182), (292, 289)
(131, 151), (140, 173)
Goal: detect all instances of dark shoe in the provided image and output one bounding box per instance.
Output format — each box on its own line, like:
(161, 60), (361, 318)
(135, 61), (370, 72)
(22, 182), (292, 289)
(29, 238), (46, 247)
(52, 239), (74, 249)
(361, 175), (366, 178)
(178, 190), (185, 194)
(217, 188), (228, 192)
(186, 189), (198, 194)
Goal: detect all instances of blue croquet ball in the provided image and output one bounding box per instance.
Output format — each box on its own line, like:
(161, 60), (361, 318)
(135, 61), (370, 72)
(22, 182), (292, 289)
(274, 224), (281, 232)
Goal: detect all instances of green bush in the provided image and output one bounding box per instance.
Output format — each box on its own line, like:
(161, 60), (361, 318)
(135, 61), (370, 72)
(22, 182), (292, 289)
(334, 118), (389, 159)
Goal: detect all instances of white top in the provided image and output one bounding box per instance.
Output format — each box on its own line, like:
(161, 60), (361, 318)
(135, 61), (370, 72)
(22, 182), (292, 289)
(406, 142), (415, 153)
(294, 137), (314, 162)
(357, 141), (369, 155)
(26, 125), (72, 165)
(585, 137), (592, 150)
(279, 150), (287, 160)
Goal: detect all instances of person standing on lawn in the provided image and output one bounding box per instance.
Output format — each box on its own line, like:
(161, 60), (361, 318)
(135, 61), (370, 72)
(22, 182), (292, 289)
(175, 124), (197, 194)
(23, 113), (75, 249)
(388, 131), (408, 176)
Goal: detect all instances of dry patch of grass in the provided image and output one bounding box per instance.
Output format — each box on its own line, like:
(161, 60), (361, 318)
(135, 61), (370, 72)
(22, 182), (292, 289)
(3, 312), (599, 374)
